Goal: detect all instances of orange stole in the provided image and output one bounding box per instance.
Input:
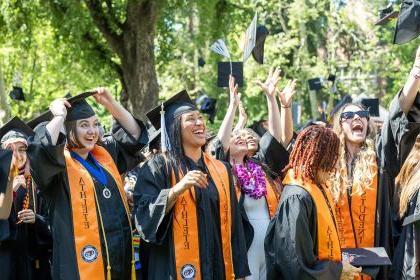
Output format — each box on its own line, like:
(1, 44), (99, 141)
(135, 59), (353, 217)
(283, 170), (342, 262)
(171, 153), (234, 280)
(235, 176), (279, 218)
(64, 146), (134, 280)
(334, 164), (378, 249)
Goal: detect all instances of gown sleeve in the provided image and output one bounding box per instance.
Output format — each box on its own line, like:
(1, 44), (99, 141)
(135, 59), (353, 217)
(133, 155), (173, 245)
(100, 119), (148, 174)
(264, 185), (342, 280)
(253, 132), (289, 176)
(0, 149), (12, 195)
(226, 162), (251, 278)
(27, 123), (67, 192)
(212, 137), (229, 162)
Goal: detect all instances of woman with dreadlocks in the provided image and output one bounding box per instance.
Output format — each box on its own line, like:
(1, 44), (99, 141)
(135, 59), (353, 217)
(133, 90), (250, 279)
(214, 69), (293, 280)
(330, 47), (420, 279)
(0, 117), (52, 280)
(392, 134), (420, 279)
(264, 125), (361, 280)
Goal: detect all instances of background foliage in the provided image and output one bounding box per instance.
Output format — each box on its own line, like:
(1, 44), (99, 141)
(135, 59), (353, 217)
(0, 0), (418, 132)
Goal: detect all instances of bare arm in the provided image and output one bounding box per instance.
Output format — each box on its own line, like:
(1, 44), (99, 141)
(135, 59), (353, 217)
(400, 46), (420, 113)
(233, 102), (247, 132)
(94, 88), (141, 139)
(257, 67), (283, 144)
(278, 79), (297, 147)
(46, 99), (71, 145)
(217, 76), (240, 152)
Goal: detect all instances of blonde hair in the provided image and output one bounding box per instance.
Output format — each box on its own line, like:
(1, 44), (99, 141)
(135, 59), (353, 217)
(396, 135), (420, 217)
(331, 103), (377, 202)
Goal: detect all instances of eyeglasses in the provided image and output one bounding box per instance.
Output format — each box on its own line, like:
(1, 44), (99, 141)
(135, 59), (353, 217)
(340, 110), (370, 120)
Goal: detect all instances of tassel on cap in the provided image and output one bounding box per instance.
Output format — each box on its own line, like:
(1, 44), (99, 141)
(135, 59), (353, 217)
(160, 103), (172, 152)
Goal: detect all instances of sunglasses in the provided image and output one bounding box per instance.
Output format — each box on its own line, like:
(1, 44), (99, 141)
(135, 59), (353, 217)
(340, 110), (370, 120)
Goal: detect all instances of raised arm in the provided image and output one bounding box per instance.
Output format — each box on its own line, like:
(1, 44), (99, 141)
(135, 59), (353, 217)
(277, 79), (297, 147)
(400, 46), (420, 113)
(217, 76), (240, 153)
(257, 67), (282, 144)
(46, 99), (71, 145)
(93, 88), (141, 139)
(234, 102), (248, 132)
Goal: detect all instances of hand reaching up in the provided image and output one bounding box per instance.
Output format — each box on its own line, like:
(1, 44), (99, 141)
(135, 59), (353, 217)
(257, 67), (281, 98)
(229, 75), (240, 107)
(278, 79), (297, 108)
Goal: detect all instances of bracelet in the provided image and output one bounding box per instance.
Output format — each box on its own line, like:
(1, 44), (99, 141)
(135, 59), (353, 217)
(281, 104), (291, 108)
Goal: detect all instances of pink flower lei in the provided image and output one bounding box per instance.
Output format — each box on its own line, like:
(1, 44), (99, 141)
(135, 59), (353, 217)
(233, 160), (267, 199)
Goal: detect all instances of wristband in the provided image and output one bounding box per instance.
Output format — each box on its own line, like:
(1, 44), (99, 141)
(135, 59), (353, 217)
(281, 104), (291, 108)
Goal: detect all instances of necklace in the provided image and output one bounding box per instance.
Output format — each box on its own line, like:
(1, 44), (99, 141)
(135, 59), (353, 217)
(234, 161), (267, 199)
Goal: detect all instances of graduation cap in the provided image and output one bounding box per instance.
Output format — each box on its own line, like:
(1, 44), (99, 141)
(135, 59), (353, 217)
(27, 91), (97, 129)
(375, 3), (399, 26)
(9, 86), (25, 101)
(361, 98), (380, 117)
(243, 13), (258, 62)
(308, 78), (323, 91)
(146, 90), (196, 152)
(252, 25), (269, 64)
(0, 116), (34, 145)
(393, 0), (420, 44)
(217, 62), (244, 88)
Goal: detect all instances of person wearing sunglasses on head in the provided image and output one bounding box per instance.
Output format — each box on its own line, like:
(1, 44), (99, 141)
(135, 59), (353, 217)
(330, 46), (420, 279)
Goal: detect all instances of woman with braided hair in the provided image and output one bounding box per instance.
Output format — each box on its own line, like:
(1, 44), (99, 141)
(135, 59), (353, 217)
(264, 125), (361, 280)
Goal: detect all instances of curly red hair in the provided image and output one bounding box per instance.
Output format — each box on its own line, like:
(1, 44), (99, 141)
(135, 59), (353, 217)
(283, 125), (340, 185)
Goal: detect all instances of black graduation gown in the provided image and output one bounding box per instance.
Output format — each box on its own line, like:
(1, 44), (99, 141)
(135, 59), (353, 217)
(0, 183), (52, 280)
(27, 121), (147, 280)
(375, 91), (420, 278)
(264, 185), (342, 280)
(213, 132), (289, 249)
(392, 190), (420, 279)
(0, 148), (13, 205)
(133, 154), (250, 279)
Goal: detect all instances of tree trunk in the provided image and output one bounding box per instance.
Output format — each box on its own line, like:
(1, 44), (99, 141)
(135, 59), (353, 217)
(118, 1), (159, 119)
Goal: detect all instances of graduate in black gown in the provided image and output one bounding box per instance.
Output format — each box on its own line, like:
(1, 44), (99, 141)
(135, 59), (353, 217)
(133, 90), (250, 279)
(212, 71), (292, 280)
(264, 125), (362, 280)
(28, 88), (148, 280)
(0, 117), (52, 280)
(392, 134), (420, 279)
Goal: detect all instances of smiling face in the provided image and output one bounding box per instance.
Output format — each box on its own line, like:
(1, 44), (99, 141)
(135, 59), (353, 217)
(244, 130), (259, 153)
(67, 115), (100, 154)
(9, 141), (27, 169)
(180, 111), (206, 149)
(340, 104), (369, 145)
(229, 131), (248, 159)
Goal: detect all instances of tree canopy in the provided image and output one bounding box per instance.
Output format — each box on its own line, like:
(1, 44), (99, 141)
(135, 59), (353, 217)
(0, 0), (418, 131)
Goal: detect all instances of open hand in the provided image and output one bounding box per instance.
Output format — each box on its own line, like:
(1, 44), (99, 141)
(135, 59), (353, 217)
(278, 79), (297, 107)
(340, 260), (361, 280)
(12, 175), (26, 192)
(257, 67), (281, 98)
(238, 102), (247, 122)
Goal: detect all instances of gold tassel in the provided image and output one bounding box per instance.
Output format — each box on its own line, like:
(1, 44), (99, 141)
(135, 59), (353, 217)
(107, 265), (111, 280)
(131, 260), (136, 280)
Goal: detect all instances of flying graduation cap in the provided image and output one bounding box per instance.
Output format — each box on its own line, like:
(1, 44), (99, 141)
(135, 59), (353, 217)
(211, 39), (233, 74)
(394, 0), (420, 44)
(243, 12), (258, 63)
